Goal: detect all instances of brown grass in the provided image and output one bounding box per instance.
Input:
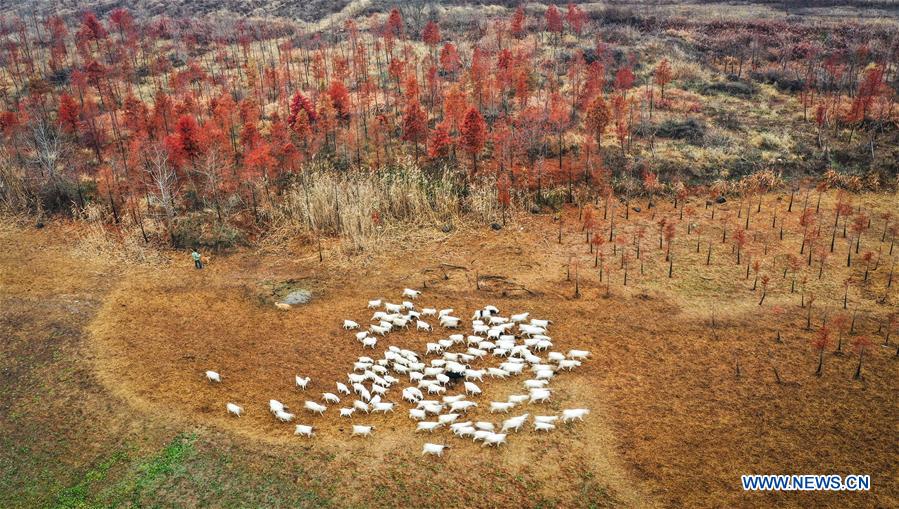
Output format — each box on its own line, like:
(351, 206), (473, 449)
(85, 223), (639, 506)
(70, 204), (169, 267)
(265, 160), (500, 254)
(2, 189), (897, 507)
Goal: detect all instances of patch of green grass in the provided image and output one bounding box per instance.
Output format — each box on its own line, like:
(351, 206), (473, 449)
(533, 497), (559, 509)
(49, 434), (196, 509)
(579, 470), (620, 508)
(53, 451), (127, 509)
(61, 433), (338, 508)
(109, 433), (197, 507)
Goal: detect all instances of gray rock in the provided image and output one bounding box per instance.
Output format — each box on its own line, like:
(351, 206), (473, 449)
(715, 196), (727, 204)
(283, 289), (312, 305)
(490, 222), (502, 230)
(441, 223), (453, 233)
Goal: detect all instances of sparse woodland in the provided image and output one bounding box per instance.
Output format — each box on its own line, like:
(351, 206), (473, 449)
(0, 3), (896, 253)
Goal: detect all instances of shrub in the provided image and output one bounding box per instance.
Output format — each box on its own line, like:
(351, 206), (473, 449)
(172, 211), (245, 250)
(135, 65), (151, 80)
(750, 132), (793, 152)
(539, 188), (568, 211)
(713, 110), (742, 131)
(656, 118), (706, 144)
(37, 179), (84, 214)
(591, 6), (649, 27)
(750, 70), (803, 92)
(673, 61), (713, 91)
(47, 67), (71, 87)
(168, 54), (186, 68)
(702, 81), (757, 98)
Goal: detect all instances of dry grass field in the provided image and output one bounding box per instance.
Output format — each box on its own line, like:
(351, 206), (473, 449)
(2, 189), (896, 508)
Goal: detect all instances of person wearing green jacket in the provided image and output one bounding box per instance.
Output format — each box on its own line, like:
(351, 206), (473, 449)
(191, 250), (203, 269)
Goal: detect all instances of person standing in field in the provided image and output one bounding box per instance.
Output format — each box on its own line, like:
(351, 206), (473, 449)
(191, 249), (203, 269)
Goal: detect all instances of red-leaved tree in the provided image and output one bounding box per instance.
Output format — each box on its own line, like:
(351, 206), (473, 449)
(401, 100), (427, 161)
(812, 325), (831, 376)
(57, 92), (80, 134)
(428, 121), (452, 160)
(655, 59), (672, 100)
(460, 107), (487, 174)
(585, 95), (610, 154)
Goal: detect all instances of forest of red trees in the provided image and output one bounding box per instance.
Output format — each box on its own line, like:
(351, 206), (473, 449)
(0, 4), (895, 247)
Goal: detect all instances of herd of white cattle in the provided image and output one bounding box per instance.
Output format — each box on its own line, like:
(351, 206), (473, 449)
(204, 288), (590, 457)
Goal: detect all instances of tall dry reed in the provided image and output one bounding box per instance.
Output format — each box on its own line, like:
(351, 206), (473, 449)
(267, 159), (500, 251)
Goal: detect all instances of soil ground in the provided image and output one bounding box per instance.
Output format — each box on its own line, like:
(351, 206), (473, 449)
(1, 191), (897, 508)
